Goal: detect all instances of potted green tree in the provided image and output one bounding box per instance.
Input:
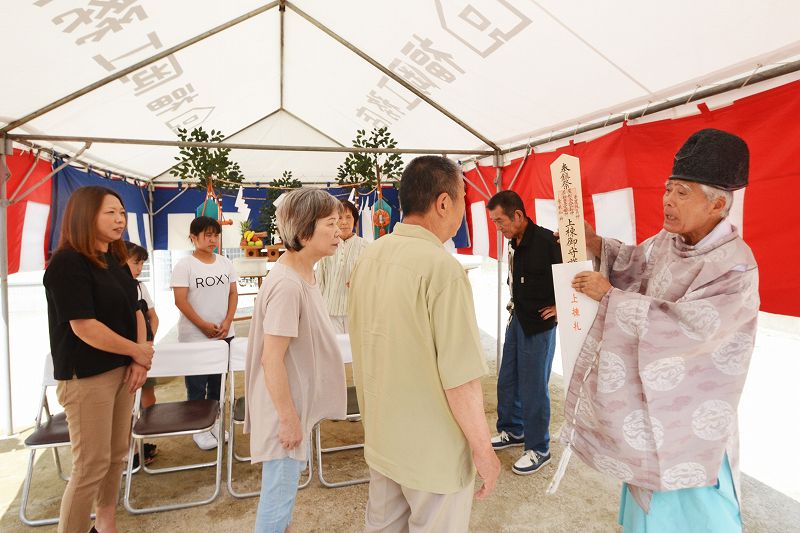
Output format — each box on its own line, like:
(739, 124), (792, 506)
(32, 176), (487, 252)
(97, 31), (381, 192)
(170, 127), (245, 224)
(336, 127), (404, 238)
(257, 171), (301, 259)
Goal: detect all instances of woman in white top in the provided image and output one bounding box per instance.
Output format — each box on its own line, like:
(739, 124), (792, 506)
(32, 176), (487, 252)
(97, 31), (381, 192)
(244, 189), (346, 532)
(318, 199), (368, 333)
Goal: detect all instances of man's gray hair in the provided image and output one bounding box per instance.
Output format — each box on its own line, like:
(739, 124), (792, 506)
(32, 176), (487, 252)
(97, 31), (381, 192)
(698, 183), (733, 218)
(275, 188), (339, 251)
(399, 156), (462, 216)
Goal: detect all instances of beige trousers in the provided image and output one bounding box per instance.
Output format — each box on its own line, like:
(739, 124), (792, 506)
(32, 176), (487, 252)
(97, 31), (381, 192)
(365, 468), (474, 533)
(56, 365), (134, 533)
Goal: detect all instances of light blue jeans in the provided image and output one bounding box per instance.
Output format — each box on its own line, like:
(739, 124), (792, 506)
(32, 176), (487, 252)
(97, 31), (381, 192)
(254, 457), (305, 533)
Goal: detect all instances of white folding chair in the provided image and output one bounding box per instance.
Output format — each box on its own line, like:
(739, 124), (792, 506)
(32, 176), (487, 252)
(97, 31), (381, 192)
(123, 340), (228, 514)
(314, 334), (369, 488)
(226, 337), (312, 498)
(19, 354), (85, 526)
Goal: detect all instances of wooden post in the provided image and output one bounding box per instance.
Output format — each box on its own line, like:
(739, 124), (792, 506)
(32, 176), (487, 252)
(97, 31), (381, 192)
(550, 154), (587, 262)
(549, 153), (597, 392)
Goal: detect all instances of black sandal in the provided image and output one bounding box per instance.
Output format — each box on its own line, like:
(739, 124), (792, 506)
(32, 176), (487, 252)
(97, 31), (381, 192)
(132, 444), (157, 469)
(143, 442), (158, 459)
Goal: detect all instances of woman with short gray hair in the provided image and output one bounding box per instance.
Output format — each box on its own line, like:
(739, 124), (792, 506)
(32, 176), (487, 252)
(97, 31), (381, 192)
(244, 188), (347, 532)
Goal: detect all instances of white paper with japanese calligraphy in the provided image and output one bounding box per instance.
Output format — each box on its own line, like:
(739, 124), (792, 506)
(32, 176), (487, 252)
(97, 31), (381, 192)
(552, 260), (598, 398)
(551, 154), (588, 264)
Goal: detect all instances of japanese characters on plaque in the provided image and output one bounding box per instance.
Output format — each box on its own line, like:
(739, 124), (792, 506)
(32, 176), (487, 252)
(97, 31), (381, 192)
(550, 154), (587, 263)
(551, 260), (598, 395)
(549, 154), (595, 391)
(33, 0), (214, 134)
(354, 1), (532, 129)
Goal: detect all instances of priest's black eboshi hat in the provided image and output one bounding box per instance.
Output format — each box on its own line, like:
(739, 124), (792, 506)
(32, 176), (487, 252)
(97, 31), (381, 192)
(669, 128), (749, 191)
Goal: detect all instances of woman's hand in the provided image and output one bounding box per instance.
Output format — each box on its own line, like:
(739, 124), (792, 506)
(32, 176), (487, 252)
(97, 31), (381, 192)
(129, 341), (154, 369)
(278, 413), (303, 450)
(215, 320), (232, 339)
(572, 271), (612, 301)
(200, 321), (221, 338)
(124, 362), (149, 394)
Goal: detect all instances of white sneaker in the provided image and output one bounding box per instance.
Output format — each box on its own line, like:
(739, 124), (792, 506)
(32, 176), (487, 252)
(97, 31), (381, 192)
(193, 430), (217, 450)
(491, 431), (525, 450)
(209, 421), (229, 444)
(512, 449), (551, 475)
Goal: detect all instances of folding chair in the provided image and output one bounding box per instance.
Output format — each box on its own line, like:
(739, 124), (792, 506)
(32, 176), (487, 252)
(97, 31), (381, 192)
(314, 333), (369, 488)
(226, 337), (312, 498)
(19, 354), (82, 526)
(123, 340), (228, 514)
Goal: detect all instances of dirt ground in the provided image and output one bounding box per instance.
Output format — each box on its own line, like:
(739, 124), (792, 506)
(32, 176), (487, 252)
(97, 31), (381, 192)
(2, 342), (799, 532)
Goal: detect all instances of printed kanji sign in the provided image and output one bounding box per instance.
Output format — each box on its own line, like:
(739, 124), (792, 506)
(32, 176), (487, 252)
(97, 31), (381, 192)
(550, 154), (587, 263)
(552, 260), (598, 397)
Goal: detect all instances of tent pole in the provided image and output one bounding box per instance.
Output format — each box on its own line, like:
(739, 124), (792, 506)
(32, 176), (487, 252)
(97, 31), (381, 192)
(285, 1), (500, 151)
(9, 150), (42, 200)
(494, 152), (504, 373)
(462, 175), (490, 201)
(281, 110), (345, 147)
(0, 1), (281, 135)
(11, 143), (91, 205)
(152, 186), (191, 216)
(147, 181), (157, 309)
(5, 135), (495, 157)
(279, 0), (286, 109)
(149, 108), (285, 183)
(0, 141), (14, 436)
(11, 139), (148, 185)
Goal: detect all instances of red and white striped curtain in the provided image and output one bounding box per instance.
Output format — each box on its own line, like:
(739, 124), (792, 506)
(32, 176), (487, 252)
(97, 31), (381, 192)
(4, 149), (52, 274)
(461, 80), (800, 317)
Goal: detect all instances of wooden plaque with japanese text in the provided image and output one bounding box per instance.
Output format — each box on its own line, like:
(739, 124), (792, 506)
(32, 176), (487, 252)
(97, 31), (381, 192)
(550, 154), (587, 263)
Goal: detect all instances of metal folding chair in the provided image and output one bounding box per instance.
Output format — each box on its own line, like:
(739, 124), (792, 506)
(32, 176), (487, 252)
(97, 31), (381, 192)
(123, 340), (228, 514)
(314, 334), (369, 488)
(19, 354), (82, 526)
(226, 337), (312, 498)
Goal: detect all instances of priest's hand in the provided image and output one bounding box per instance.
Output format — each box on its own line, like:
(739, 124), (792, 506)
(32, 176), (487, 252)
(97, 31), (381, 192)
(572, 271), (612, 301)
(584, 221), (602, 258)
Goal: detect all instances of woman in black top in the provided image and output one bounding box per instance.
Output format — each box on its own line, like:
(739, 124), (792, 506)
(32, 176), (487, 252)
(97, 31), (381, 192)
(43, 186), (154, 533)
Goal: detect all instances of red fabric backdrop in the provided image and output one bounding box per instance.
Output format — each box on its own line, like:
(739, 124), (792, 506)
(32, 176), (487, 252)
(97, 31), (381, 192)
(462, 80), (800, 317)
(5, 149), (53, 274)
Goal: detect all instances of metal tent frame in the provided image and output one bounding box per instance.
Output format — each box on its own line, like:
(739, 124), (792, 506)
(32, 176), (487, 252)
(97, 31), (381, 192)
(1, 0), (799, 435)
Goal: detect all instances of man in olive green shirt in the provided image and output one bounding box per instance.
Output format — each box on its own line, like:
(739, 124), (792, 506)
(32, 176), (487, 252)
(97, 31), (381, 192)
(348, 156), (500, 532)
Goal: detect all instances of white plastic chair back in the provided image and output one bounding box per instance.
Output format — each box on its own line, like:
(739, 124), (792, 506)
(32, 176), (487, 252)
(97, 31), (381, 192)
(42, 354), (57, 387)
(336, 334), (352, 364)
(229, 337), (248, 372)
(148, 340), (228, 378)
(233, 257), (268, 277)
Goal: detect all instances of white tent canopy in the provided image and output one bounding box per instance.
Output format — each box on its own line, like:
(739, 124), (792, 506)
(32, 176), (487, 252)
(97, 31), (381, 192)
(2, 0), (800, 181)
(2, 1), (800, 436)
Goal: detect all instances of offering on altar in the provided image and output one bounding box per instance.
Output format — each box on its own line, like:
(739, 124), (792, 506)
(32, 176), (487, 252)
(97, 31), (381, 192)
(239, 221), (267, 257)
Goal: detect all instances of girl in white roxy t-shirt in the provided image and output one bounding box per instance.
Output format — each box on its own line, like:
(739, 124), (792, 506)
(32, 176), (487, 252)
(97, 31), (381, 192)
(170, 216), (238, 450)
(170, 253), (238, 342)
